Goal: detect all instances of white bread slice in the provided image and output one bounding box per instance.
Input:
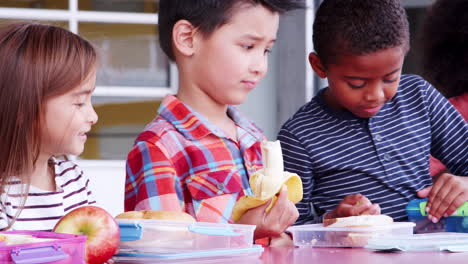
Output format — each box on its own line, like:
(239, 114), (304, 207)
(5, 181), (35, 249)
(0, 234), (56, 245)
(323, 214), (393, 227)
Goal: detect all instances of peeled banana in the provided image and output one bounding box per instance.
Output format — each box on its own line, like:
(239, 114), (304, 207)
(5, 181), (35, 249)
(231, 140), (303, 222)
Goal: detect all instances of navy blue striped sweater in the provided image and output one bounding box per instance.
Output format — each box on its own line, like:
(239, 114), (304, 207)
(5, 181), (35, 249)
(278, 75), (468, 223)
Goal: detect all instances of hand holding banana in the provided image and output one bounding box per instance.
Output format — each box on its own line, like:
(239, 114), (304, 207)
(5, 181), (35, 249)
(231, 140), (303, 222)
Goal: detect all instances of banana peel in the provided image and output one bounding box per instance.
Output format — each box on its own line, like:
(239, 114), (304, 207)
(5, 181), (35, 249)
(231, 140), (303, 222)
(231, 171), (302, 222)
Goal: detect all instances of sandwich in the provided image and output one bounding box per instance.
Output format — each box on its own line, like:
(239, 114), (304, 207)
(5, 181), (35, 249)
(323, 214), (393, 227)
(323, 214), (394, 247)
(116, 210), (195, 222)
(116, 210), (196, 249)
(0, 233), (56, 245)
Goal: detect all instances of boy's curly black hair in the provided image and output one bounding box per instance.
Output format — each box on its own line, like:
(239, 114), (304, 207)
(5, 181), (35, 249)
(421, 0), (468, 98)
(159, 0), (305, 61)
(313, 0), (410, 67)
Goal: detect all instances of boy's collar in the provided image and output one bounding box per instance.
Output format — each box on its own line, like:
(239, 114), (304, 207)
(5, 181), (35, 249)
(158, 95), (262, 141)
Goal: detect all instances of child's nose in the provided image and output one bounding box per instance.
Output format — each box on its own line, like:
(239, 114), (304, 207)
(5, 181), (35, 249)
(88, 106), (98, 125)
(363, 84), (385, 102)
(249, 55), (268, 77)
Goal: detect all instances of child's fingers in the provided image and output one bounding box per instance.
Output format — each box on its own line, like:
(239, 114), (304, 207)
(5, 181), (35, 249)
(284, 200), (299, 226)
(432, 183), (465, 220)
(343, 193), (369, 205)
(334, 194), (372, 217)
(263, 195), (297, 236)
(427, 174), (449, 207)
(428, 175), (464, 221)
(273, 186), (289, 207)
(266, 187), (289, 218)
(360, 204), (381, 215)
(444, 194), (466, 217)
(417, 186), (431, 198)
(428, 184), (452, 220)
(350, 202), (372, 215)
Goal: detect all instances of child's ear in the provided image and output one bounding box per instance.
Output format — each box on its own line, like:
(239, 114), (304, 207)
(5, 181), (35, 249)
(308, 52), (327, 78)
(172, 20), (197, 57)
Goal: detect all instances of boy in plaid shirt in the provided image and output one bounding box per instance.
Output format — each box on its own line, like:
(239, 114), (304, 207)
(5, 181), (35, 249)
(125, 0), (303, 242)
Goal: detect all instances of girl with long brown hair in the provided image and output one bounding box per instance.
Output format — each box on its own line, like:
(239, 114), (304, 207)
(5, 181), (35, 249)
(0, 22), (99, 231)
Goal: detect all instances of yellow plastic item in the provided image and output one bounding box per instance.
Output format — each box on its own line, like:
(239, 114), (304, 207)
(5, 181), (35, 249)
(231, 140), (303, 222)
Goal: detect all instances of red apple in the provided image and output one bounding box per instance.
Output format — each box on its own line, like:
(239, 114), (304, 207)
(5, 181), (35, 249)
(53, 206), (120, 264)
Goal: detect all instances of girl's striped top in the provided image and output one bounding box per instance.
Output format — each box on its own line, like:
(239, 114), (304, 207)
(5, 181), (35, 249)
(0, 158), (96, 231)
(278, 75), (468, 223)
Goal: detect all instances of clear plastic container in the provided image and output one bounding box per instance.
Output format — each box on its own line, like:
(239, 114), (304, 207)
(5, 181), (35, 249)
(287, 222), (415, 248)
(0, 231), (86, 264)
(366, 232), (468, 252)
(117, 219), (256, 254)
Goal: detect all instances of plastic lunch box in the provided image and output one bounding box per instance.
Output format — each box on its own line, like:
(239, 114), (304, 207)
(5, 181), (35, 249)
(406, 198), (468, 233)
(287, 222), (415, 248)
(113, 219), (262, 262)
(0, 231), (86, 264)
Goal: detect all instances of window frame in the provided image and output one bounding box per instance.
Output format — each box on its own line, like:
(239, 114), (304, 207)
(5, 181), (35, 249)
(0, 0), (177, 98)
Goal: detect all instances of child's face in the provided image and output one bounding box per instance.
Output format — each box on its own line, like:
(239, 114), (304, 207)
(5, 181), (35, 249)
(41, 71), (98, 156)
(313, 46), (405, 118)
(191, 4), (279, 105)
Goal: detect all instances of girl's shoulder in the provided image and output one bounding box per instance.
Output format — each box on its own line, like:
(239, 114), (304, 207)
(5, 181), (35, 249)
(51, 157), (81, 172)
(50, 157), (87, 183)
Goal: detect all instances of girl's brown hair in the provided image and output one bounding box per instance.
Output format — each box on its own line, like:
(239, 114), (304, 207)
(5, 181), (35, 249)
(0, 22), (97, 229)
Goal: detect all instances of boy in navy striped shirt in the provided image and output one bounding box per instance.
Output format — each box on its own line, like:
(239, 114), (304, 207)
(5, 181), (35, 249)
(278, 0), (468, 224)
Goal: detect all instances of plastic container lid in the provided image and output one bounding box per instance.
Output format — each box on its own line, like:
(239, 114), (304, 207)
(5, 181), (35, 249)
(113, 244), (264, 263)
(288, 221), (415, 232)
(366, 232), (468, 252)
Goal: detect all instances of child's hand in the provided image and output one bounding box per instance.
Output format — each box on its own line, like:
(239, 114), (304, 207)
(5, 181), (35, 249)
(236, 186), (299, 239)
(269, 232), (294, 247)
(325, 194), (380, 219)
(417, 173), (468, 223)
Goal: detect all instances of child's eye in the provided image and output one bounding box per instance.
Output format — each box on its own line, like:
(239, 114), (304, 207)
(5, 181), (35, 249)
(348, 82), (366, 89)
(75, 103), (85, 108)
(383, 78), (398, 84)
(241, 44), (254, 50)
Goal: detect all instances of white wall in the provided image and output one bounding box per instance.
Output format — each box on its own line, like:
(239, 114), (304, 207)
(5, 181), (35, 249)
(238, 45), (278, 140)
(75, 160), (126, 217)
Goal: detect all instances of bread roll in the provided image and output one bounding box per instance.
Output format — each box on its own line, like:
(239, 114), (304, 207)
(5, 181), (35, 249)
(323, 215), (394, 247)
(323, 214), (393, 227)
(115, 210), (196, 222)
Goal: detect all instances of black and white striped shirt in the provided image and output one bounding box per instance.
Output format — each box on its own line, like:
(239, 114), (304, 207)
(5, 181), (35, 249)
(278, 75), (468, 223)
(0, 158), (96, 231)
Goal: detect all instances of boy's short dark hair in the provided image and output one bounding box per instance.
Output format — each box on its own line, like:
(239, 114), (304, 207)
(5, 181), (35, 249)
(421, 0), (468, 98)
(159, 0), (305, 61)
(313, 0), (410, 67)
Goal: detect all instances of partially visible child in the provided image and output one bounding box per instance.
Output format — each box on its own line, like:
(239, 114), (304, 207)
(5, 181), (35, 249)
(419, 0), (468, 178)
(125, 0), (303, 242)
(0, 22), (99, 231)
(277, 0), (468, 225)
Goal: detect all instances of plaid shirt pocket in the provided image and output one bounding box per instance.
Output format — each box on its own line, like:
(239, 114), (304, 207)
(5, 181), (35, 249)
(187, 169), (244, 200)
